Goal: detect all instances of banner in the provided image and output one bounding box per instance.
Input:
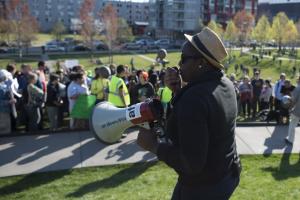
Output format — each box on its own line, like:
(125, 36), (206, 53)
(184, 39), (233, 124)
(70, 95), (96, 119)
(65, 59), (79, 69)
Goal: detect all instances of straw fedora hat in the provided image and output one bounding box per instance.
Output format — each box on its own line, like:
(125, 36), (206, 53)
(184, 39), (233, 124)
(184, 27), (228, 69)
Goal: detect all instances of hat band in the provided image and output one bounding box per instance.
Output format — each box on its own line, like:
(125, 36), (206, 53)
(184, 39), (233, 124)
(193, 36), (219, 63)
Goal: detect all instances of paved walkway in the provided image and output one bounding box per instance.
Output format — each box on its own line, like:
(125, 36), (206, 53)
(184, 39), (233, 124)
(0, 126), (299, 178)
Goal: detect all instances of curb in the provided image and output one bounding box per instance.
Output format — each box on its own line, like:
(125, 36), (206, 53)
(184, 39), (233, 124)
(1, 123), (299, 138)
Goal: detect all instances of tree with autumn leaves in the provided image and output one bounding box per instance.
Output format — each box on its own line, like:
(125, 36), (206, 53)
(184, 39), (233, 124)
(207, 20), (224, 39)
(270, 12), (298, 50)
(233, 10), (254, 46)
(79, 0), (98, 58)
(1, 0), (38, 56)
(100, 4), (118, 64)
(252, 15), (271, 49)
(224, 20), (238, 57)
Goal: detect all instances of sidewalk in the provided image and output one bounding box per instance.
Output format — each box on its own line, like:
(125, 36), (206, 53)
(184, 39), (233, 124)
(0, 126), (299, 178)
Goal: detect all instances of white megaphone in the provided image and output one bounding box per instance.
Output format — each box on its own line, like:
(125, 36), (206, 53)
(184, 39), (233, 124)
(90, 99), (163, 144)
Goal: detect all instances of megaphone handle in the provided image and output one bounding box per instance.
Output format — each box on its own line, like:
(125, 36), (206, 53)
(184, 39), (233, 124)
(138, 122), (166, 143)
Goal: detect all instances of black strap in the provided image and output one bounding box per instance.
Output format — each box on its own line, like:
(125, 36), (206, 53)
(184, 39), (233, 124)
(193, 36), (219, 63)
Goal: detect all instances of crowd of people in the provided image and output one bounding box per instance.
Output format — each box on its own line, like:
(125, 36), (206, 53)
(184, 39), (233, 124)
(0, 61), (172, 134)
(229, 70), (299, 124)
(0, 59), (299, 135)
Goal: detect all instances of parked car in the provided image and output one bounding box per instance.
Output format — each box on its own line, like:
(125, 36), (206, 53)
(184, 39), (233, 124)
(73, 45), (91, 51)
(121, 42), (142, 50)
(0, 48), (8, 53)
(45, 45), (65, 52)
(64, 37), (74, 43)
(264, 42), (277, 47)
(0, 41), (9, 47)
(96, 43), (109, 50)
(155, 39), (170, 48)
(135, 39), (157, 49)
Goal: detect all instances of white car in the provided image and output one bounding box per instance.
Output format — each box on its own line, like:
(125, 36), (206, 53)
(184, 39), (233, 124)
(154, 39), (171, 48)
(45, 45), (65, 52)
(122, 42), (142, 50)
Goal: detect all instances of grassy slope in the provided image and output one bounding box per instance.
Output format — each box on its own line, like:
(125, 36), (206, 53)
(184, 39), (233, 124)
(0, 154), (299, 200)
(1, 50), (298, 80)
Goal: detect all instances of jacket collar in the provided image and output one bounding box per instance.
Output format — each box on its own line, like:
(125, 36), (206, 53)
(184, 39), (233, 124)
(172, 69), (223, 106)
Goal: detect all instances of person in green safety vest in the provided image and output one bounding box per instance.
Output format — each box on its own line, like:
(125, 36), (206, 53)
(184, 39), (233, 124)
(108, 65), (130, 108)
(157, 72), (173, 119)
(157, 86), (172, 108)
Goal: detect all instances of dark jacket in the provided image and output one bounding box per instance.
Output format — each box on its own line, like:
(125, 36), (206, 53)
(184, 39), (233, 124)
(46, 83), (60, 107)
(157, 69), (241, 186)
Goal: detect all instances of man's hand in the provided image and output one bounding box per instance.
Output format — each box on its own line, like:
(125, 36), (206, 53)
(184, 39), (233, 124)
(165, 67), (181, 95)
(137, 127), (158, 154)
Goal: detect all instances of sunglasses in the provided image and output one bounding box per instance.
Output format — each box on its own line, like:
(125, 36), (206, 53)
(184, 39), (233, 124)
(180, 54), (201, 64)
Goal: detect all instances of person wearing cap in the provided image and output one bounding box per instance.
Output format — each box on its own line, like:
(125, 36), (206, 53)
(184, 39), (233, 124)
(137, 27), (241, 199)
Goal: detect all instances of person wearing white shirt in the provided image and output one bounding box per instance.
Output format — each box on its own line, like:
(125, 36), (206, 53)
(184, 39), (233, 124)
(273, 73), (286, 110)
(67, 72), (89, 129)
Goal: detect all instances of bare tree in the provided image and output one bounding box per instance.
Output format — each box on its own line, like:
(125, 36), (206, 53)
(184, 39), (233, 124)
(100, 4), (118, 64)
(117, 18), (134, 43)
(0, 18), (11, 44)
(52, 21), (66, 41)
(79, 0), (97, 59)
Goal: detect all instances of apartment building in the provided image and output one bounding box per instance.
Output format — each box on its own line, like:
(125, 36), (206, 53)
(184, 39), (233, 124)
(202, 0), (257, 25)
(149, 0), (257, 38)
(1, 0), (149, 32)
(258, 0), (300, 21)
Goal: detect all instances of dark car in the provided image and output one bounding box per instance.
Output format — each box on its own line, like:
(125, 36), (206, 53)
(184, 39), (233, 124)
(96, 43), (109, 50)
(0, 41), (9, 47)
(73, 45), (91, 51)
(0, 48), (8, 53)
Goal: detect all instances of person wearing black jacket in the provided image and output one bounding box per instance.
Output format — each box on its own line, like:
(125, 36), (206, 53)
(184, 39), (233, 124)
(137, 27), (241, 200)
(46, 74), (63, 131)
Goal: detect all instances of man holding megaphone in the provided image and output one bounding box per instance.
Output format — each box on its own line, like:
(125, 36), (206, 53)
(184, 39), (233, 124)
(137, 27), (241, 200)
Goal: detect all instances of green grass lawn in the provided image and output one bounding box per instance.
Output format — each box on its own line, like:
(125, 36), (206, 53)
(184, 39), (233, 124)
(1, 50), (299, 82)
(0, 52), (166, 73)
(0, 154), (299, 200)
(250, 48), (298, 60)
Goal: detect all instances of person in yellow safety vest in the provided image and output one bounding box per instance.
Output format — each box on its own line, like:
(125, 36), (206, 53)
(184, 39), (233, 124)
(108, 65), (130, 107)
(157, 86), (172, 108)
(91, 67), (110, 104)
